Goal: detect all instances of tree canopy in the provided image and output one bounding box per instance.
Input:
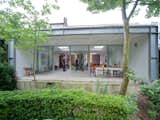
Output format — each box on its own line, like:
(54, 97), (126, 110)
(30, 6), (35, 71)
(140, 0), (160, 18)
(0, 0), (59, 47)
(81, 0), (160, 19)
(0, 0), (59, 80)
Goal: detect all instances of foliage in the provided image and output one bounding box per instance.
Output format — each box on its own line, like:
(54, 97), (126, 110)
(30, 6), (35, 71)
(0, 0), (59, 49)
(81, 0), (122, 13)
(125, 70), (147, 84)
(140, 0), (160, 18)
(0, 63), (16, 90)
(126, 95), (138, 115)
(81, 0), (160, 18)
(95, 79), (108, 94)
(147, 110), (157, 118)
(0, 88), (131, 120)
(141, 80), (160, 118)
(0, 0), (59, 80)
(126, 70), (136, 81)
(0, 40), (8, 64)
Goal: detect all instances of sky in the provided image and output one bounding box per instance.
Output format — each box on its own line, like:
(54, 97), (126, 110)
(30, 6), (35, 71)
(47, 0), (160, 26)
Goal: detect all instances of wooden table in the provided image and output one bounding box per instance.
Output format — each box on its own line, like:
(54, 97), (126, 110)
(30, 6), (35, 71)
(96, 67), (122, 77)
(95, 67), (104, 76)
(24, 67), (33, 76)
(107, 67), (122, 77)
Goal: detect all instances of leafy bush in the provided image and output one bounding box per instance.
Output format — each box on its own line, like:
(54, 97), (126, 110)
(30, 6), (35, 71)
(141, 80), (160, 118)
(0, 40), (8, 64)
(0, 63), (16, 90)
(0, 88), (131, 120)
(126, 95), (138, 115)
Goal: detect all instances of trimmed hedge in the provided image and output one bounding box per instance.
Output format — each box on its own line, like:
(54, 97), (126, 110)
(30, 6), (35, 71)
(0, 88), (130, 120)
(0, 63), (16, 90)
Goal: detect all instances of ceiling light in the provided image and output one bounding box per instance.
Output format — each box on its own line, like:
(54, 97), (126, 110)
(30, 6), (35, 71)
(91, 52), (97, 55)
(58, 46), (69, 51)
(94, 46), (104, 49)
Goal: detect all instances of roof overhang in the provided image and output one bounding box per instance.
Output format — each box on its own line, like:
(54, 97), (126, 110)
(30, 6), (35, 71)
(46, 25), (158, 36)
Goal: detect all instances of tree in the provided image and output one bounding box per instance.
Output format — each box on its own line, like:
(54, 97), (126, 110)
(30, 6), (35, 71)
(81, 0), (160, 95)
(0, 0), (59, 81)
(0, 39), (7, 63)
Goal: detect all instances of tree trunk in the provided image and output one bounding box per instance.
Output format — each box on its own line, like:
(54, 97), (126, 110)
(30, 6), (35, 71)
(119, 0), (139, 95)
(32, 40), (36, 81)
(119, 19), (130, 95)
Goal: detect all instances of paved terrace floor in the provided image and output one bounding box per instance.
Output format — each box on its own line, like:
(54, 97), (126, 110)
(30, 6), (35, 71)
(20, 70), (122, 83)
(18, 70), (140, 95)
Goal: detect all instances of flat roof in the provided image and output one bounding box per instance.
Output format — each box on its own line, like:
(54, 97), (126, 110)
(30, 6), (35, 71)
(46, 24), (158, 36)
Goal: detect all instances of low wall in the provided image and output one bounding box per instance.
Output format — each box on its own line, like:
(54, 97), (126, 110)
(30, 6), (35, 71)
(17, 80), (140, 95)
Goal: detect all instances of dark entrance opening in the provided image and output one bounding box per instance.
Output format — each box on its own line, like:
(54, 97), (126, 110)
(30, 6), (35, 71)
(159, 50), (160, 78)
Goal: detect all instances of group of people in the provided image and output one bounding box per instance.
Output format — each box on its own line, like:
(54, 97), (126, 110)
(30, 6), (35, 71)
(75, 58), (84, 71)
(61, 55), (84, 71)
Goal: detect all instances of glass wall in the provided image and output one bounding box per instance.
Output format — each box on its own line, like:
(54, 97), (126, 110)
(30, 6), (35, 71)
(89, 45), (123, 67)
(108, 45), (123, 67)
(36, 45), (123, 77)
(90, 46), (107, 66)
(71, 46), (88, 71)
(54, 46), (69, 71)
(37, 46), (53, 73)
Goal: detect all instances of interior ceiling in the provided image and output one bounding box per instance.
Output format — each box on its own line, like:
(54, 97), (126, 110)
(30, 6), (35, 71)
(54, 45), (108, 52)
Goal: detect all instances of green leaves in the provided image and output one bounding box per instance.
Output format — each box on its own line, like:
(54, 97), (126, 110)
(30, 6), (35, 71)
(141, 80), (160, 117)
(0, 88), (131, 120)
(81, 0), (160, 18)
(0, 0), (59, 47)
(0, 63), (17, 90)
(140, 0), (160, 18)
(81, 0), (121, 13)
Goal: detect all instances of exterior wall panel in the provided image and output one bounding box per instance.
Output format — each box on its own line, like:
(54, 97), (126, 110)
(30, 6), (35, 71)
(16, 50), (33, 77)
(129, 34), (149, 81)
(149, 26), (159, 81)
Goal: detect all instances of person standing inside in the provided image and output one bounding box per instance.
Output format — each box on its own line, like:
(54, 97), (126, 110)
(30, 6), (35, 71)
(62, 55), (66, 71)
(75, 58), (78, 71)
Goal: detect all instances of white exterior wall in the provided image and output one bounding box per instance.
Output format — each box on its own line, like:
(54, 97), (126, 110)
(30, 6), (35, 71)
(100, 53), (106, 64)
(129, 34), (149, 80)
(16, 50), (33, 77)
(54, 53), (59, 67)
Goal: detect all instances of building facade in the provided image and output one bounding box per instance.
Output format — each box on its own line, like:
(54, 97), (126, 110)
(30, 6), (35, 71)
(9, 24), (159, 81)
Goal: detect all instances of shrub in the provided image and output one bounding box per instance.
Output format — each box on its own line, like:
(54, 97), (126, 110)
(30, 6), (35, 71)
(0, 88), (130, 120)
(0, 63), (16, 90)
(0, 40), (8, 64)
(141, 80), (160, 119)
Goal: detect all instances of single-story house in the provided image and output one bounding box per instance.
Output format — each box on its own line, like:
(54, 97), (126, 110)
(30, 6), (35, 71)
(8, 21), (159, 82)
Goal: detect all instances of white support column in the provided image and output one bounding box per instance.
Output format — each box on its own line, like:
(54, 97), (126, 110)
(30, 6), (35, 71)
(69, 45), (72, 70)
(149, 26), (159, 81)
(8, 41), (15, 68)
(52, 46), (55, 72)
(87, 45), (90, 74)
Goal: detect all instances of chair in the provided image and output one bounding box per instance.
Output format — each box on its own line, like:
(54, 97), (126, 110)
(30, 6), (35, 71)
(24, 67), (33, 76)
(90, 64), (96, 76)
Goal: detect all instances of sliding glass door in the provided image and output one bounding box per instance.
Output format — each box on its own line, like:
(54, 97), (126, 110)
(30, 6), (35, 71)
(37, 46), (53, 73)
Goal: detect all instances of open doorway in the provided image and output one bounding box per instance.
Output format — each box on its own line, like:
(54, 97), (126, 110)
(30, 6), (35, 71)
(71, 52), (88, 71)
(159, 50), (160, 78)
(54, 46), (69, 71)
